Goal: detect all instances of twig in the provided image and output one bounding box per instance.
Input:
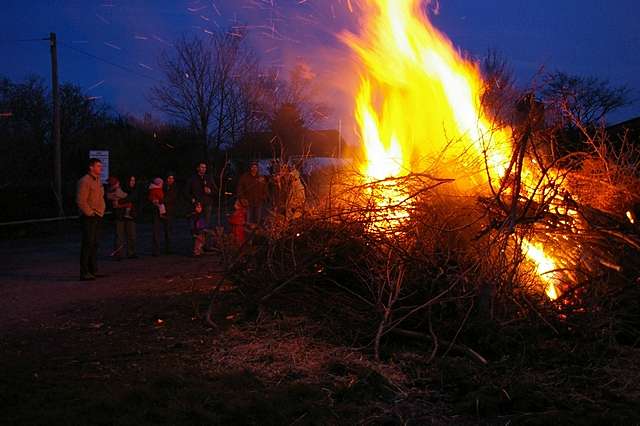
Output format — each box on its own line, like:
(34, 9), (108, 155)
(391, 328), (488, 365)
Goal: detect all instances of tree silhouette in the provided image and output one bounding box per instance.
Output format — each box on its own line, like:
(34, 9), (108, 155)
(542, 71), (632, 126)
(271, 103), (306, 158)
(150, 30), (260, 166)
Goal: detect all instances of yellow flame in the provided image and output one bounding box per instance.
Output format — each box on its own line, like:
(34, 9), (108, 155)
(344, 0), (564, 299)
(521, 240), (560, 300)
(356, 80), (403, 181)
(626, 210), (635, 224)
(344, 0), (512, 187)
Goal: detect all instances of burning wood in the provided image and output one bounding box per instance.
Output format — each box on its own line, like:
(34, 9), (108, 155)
(339, 0), (639, 302)
(215, 0), (640, 366)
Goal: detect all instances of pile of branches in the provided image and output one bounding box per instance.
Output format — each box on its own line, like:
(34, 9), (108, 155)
(211, 178), (631, 363)
(211, 113), (640, 361)
(215, 183), (491, 362)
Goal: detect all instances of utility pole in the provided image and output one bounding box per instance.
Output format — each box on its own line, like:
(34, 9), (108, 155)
(49, 32), (63, 216)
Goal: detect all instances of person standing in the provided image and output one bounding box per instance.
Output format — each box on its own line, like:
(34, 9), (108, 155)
(106, 176), (130, 261)
(190, 202), (207, 257)
(237, 162), (268, 225)
(148, 177), (166, 257)
(77, 158), (106, 281)
(228, 198), (249, 246)
(122, 175), (140, 259)
(152, 172), (178, 255)
(286, 166), (306, 220)
(188, 162), (215, 226)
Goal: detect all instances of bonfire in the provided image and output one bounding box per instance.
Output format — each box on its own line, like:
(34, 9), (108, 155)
(340, 0), (639, 302)
(214, 0), (640, 362)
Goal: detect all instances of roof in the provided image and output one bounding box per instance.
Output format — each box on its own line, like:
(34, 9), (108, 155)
(606, 116), (640, 141)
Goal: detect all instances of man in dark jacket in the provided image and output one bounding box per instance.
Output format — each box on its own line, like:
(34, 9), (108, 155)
(77, 158), (106, 281)
(153, 172), (179, 255)
(237, 162), (268, 225)
(187, 162), (215, 226)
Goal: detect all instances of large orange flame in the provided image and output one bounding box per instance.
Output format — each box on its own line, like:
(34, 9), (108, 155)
(343, 0), (562, 299)
(343, 0), (512, 187)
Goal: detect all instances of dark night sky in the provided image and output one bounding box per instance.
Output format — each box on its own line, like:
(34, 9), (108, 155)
(1, 0), (639, 130)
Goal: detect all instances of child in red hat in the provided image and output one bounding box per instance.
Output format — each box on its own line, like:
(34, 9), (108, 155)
(228, 198), (249, 246)
(148, 177), (167, 218)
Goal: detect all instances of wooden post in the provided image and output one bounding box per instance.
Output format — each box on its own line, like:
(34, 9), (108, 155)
(50, 32), (63, 216)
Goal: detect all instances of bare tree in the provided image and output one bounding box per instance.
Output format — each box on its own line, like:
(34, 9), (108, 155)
(151, 30), (269, 166)
(481, 48), (520, 124)
(541, 71), (632, 126)
(209, 29), (263, 159)
(150, 36), (217, 162)
(258, 63), (330, 131)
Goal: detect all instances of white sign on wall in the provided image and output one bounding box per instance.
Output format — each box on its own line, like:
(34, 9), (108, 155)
(89, 150), (109, 184)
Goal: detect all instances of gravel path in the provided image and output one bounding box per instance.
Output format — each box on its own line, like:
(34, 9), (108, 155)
(0, 219), (221, 331)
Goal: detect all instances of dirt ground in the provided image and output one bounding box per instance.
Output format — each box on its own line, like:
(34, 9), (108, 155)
(2, 220), (640, 425)
(0, 221), (426, 425)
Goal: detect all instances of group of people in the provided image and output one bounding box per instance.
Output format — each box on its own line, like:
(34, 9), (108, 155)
(104, 173), (178, 260)
(75, 158), (307, 281)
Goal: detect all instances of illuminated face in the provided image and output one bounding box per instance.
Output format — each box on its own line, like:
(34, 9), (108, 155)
(250, 164), (258, 175)
(167, 176), (175, 186)
(90, 161), (102, 177)
(195, 203), (203, 213)
(129, 176), (136, 187)
(197, 163), (207, 176)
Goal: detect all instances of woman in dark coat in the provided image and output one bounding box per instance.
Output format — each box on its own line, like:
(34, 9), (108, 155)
(152, 172), (179, 255)
(121, 175), (140, 258)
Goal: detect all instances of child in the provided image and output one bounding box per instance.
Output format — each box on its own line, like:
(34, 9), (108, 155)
(106, 176), (133, 219)
(228, 198), (249, 246)
(190, 202), (208, 256)
(148, 177), (167, 218)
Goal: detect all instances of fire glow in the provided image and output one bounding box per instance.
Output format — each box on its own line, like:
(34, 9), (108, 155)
(344, 0), (563, 299)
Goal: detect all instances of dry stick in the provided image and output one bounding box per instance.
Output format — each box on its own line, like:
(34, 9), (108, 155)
(373, 255), (405, 360)
(258, 257), (320, 304)
(522, 294), (559, 335)
(599, 229), (640, 250)
(441, 298), (475, 359)
(205, 275), (227, 328)
(483, 135), (515, 210)
(205, 235), (258, 328)
(391, 328), (488, 365)
(506, 127), (531, 231)
(374, 306), (391, 361)
(382, 278), (461, 337)
(426, 305), (439, 364)
(566, 105), (611, 175)
(325, 277), (375, 307)
(260, 274), (302, 304)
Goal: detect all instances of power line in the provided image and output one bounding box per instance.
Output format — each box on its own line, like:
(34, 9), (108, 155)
(0, 35), (162, 83)
(0, 37), (49, 43)
(59, 41), (161, 83)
